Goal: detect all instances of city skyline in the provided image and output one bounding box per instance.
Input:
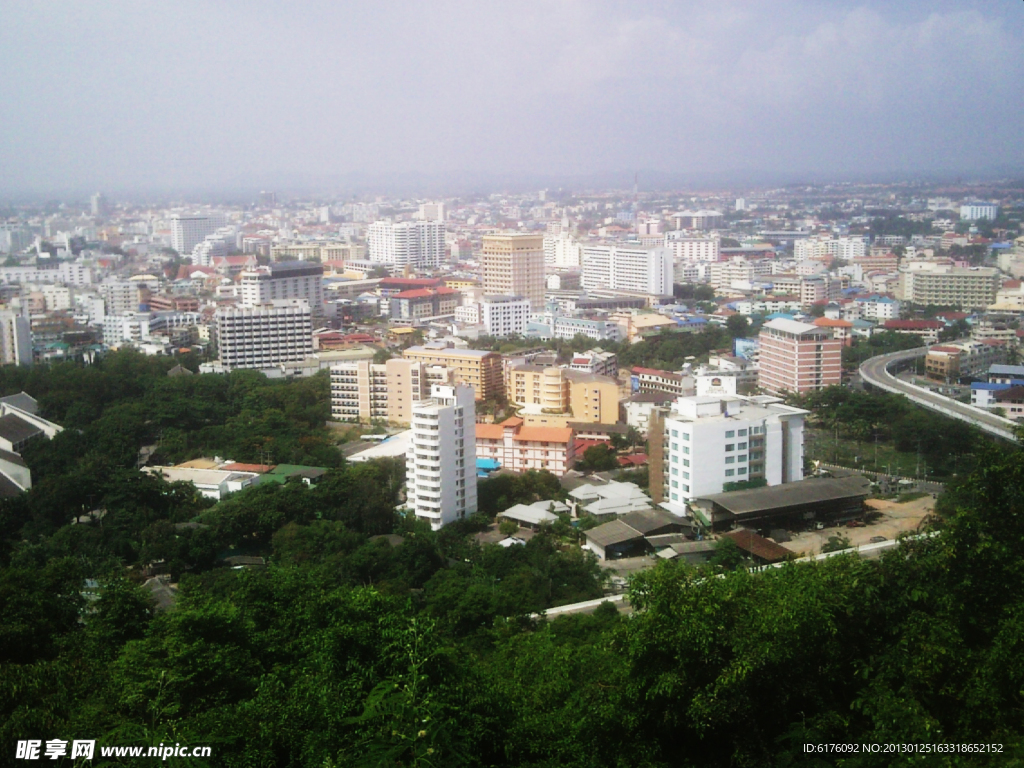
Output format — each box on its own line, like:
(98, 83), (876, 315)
(1, 0), (1022, 197)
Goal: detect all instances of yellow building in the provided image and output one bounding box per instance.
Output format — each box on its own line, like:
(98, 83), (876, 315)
(609, 310), (678, 342)
(507, 364), (620, 427)
(330, 358), (453, 425)
(403, 345), (504, 401)
(444, 278), (480, 291)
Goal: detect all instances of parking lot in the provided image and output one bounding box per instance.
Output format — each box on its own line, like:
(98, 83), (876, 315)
(782, 494), (936, 557)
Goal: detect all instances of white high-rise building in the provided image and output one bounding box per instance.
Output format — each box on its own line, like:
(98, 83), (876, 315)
(665, 232), (720, 281)
(794, 236), (866, 262)
(661, 394), (808, 515)
(960, 202), (999, 222)
(170, 213), (227, 257)
(0, 311), (32, 366)
(480, 295), (530, 337)
(406, 384), (477, 530)
(240, 261), (325, 313)
(214, 300), (314, 371)
(543, 233), (582, 268)
(581, 244), (672, 295)
(100, 279), (147, 316)
(192, 235), (229, 267)
(418, 202), (446, 222)
(90, 192), (109, 217)
(367, 220), (445, 269)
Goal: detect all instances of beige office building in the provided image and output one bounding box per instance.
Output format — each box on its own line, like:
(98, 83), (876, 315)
(899, 262), (1000, 309)
(506, 365), (620, 427)
(330, 358), (453, 425)
(403, 346), (504, 402)
(481, 233), (545, 310)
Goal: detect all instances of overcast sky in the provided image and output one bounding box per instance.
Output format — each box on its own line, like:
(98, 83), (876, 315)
(1, 0), (1022, 196)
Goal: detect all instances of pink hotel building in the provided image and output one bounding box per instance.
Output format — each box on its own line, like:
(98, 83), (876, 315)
(757, 318), (842, 395)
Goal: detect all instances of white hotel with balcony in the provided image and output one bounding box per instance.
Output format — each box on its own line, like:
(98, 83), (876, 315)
(406, 384), (477, 530)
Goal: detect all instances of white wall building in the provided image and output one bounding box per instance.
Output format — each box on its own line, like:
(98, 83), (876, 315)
(0, 311), (32, 366)
(405, 384), (477, 530)
(240, 261), (325, 313)
(0, 262), (92, 287)
(170, 213), (227, 256)
(661, 395), (808, 515)
(581, 244), (672, 295)
(665, 232), (720, 262)
(543, 233), (582, 268)
(480, 295), (530, 337)
(367, 220), (446, 269)
(960, 202), (999, 222)
(417, 202), (446, 222)
(214, 300), (314, 371)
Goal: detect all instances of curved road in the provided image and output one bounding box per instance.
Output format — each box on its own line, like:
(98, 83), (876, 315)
(859, 347), (1018, 441)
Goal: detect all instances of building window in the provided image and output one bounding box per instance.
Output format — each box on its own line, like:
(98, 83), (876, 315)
(683, 446), (690, 455)
(671, 443), (678, 451)
(738, 442), (747, 450)
(683, 459), (690, 467)
(725, 444), (734, 452)
(725, 456), (735, 464)
(682, 432), (690, 441)
(683, 471), (689, 479)
(738, 428), (748, 436)
(671, 467), (678, 476)
(738, 467), (748, 475)
(671, 493), (679, 501)
(725, 430), (735, 438)
(681, 484), (689, 493)
(671, 429), (678, 437)
(739, 455), (747, 462)
(671, 454), (678, 463)
(671, 480), (678, 488)
(725, 469), (735, 477)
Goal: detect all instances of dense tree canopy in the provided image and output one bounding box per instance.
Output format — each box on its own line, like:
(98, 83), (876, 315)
(4, 351), (1024, 766)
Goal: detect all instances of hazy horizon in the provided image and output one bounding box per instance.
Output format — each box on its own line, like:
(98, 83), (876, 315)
(2, 0), (1023, 198)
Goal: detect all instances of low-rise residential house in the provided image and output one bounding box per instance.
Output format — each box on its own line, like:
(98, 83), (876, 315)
(882, 319), (944, 344)
(142, 466), (260, 500)
(570, 480), (653, 517)
(812, 317), (854, 346)
(994, 386), (1024, 418)
(497, 499), (570, 529)
(631, 367), (694, 397)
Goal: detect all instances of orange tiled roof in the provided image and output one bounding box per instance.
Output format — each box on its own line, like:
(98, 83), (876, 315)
(515, 426), (573, 444)
(813, 318), (853, 328)
(475, 423), (505, 440)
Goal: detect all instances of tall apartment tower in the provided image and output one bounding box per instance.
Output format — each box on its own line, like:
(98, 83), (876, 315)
(757, 318), (842, 395)
(90, 192), (109, 217)
(367, 220), (445, 269)
(170, 213), (227, 256)
(406, 384), (478, 530)
(481, 233), (545, 311)
(214, 300), (313, 371)
(239, 261), (325, 313)
(580, 244), (673, 295)
(0, 311), (32, 366)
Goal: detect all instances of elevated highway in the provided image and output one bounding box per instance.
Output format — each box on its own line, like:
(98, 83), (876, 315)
(859, 347), (1018, 441)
